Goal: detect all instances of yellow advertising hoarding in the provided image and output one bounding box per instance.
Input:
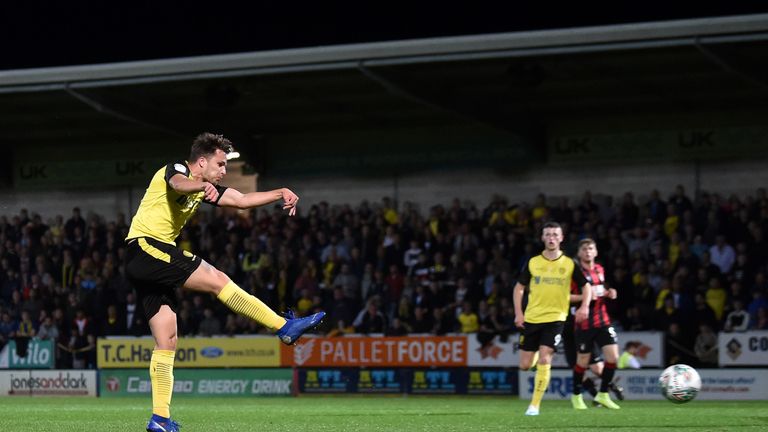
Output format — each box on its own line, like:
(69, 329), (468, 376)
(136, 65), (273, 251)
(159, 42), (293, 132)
(97, 336), (280, 368)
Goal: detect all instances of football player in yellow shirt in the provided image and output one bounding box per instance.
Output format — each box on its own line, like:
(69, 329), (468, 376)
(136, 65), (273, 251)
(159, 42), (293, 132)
(513, 221), (591, 416)
(125, 133), (324, 432)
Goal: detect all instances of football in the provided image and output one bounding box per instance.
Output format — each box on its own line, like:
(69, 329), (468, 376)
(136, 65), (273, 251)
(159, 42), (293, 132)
(659, 364), (702, 403)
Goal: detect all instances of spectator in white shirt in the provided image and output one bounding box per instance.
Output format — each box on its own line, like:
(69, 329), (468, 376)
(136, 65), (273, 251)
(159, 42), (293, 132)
(403, 240), (422, 275)
(709, 235), (736, 274)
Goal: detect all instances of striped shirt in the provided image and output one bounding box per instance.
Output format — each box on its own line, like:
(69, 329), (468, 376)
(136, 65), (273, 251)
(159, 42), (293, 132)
(571, 261), (612, 330)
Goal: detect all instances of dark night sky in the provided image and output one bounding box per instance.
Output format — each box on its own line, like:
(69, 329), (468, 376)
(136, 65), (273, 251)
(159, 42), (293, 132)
(2, 2), (767, 70)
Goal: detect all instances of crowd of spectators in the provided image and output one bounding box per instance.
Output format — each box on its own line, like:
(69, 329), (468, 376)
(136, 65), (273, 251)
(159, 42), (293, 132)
(1, 185), (767, 369)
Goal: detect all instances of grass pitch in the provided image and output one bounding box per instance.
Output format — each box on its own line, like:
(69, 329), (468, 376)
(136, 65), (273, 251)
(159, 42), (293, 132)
(0, 396), (765, 431)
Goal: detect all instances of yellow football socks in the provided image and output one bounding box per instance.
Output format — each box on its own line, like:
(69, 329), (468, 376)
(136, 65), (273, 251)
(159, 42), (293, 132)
(531, 363), (551, 408)
(530, 351), (540, 370)
(217, 281), (286, 330)
(150, 350), (175, 418)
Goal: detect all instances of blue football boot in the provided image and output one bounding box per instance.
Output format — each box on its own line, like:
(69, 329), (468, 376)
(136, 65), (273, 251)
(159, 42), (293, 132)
(146, 414), (181, 432)
(276, 310), (325, 345)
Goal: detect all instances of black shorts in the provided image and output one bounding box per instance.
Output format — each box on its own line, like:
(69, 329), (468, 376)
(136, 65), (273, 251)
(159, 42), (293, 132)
(575, 326), (618, 354)
(519, 321), (564, 352)
(125, 237), (202, 320)
(563, 323), (603, 367)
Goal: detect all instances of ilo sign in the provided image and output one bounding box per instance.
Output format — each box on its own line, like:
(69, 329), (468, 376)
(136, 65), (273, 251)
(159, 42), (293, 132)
(0, 339), (54, 369)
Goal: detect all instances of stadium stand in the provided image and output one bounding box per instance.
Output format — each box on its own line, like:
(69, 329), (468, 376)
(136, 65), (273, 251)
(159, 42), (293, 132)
(1, 187), (767, 369)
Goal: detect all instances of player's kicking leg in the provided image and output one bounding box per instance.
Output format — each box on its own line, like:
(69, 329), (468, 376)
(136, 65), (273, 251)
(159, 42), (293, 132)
(184, 260), (325, 345)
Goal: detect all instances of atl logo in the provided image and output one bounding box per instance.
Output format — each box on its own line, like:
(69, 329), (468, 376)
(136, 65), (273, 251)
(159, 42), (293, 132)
(106, 377), (120, 392)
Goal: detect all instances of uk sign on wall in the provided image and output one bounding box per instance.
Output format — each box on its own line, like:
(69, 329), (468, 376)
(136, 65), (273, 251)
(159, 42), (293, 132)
(718, 331), (768, 366)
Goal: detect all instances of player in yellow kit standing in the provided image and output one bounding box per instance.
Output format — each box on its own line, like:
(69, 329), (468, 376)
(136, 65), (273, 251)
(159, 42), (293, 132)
(125, 133), (324, 432)
(513, 221), (591, 416)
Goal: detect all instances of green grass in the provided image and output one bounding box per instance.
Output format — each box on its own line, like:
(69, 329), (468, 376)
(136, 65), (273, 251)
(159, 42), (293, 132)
(0, 396), (766, 431)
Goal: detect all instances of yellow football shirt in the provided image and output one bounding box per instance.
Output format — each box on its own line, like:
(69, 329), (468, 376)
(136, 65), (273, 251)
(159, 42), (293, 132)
(126, 161), (226, 245)
(518, 253), (588, 323)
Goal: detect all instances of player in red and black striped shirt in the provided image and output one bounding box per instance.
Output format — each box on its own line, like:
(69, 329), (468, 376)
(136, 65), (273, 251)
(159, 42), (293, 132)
(569, 238), (622, 410)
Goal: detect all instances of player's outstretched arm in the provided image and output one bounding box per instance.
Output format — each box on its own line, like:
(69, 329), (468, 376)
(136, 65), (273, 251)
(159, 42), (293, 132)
(218, 187), (299, 214)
